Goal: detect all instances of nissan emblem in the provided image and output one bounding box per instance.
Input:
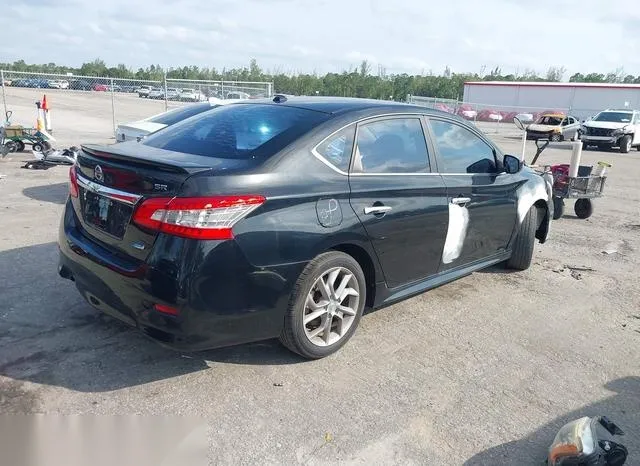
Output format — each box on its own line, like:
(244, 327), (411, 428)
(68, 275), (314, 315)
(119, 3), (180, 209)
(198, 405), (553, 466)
(94, 165), (104, 182)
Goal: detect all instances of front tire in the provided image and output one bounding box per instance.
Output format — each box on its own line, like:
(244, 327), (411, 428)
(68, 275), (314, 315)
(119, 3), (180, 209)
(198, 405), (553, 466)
(550, 133), (562, 142)
(280, 251), (366, 359)
(620, 135), (632, 153)
(507, 206), (538, 271)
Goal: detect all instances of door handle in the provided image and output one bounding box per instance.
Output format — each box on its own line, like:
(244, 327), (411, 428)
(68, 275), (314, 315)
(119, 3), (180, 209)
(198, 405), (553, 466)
(364, 205), (392, 215)
(451, 197), (471, 205)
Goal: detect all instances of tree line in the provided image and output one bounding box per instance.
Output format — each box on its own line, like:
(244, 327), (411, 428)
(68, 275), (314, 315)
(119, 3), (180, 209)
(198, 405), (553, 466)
(3, 59), (639, 101)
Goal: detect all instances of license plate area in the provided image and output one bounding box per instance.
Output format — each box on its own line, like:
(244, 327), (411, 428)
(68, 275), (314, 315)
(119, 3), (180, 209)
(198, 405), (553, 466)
(80, 187), (133, 239)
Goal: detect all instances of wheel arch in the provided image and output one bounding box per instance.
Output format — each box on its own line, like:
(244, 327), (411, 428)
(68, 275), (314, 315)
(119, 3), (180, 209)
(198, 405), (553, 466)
(328, 243), (378, 309)
(534, 199), (550, 243)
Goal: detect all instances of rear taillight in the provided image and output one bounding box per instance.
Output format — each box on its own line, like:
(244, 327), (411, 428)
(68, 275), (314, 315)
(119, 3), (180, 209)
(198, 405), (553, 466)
(69, 165), (79, 198)
(133, 195), (265, 240)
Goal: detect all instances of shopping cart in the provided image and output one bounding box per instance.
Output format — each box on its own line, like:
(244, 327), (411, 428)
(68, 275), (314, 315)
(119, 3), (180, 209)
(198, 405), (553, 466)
(548, 163), (609, 219)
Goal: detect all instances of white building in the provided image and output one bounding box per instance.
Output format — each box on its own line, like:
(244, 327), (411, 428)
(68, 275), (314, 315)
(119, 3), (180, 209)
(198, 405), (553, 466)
(463, 81), (640, 119)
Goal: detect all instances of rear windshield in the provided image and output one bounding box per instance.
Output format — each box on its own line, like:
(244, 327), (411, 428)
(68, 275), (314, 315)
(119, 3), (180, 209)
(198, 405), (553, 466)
(143, 103), (330, 159)
(148, 103), (214, 126)
(537, 116), (562, 125)
(594, 112), (633, 123)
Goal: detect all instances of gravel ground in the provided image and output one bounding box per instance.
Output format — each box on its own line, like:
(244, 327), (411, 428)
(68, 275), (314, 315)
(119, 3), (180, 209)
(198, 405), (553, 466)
(0, 92), (639, 465)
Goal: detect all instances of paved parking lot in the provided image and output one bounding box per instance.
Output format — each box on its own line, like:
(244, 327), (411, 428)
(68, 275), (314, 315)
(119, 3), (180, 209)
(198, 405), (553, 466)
(1, 95), (639, 464)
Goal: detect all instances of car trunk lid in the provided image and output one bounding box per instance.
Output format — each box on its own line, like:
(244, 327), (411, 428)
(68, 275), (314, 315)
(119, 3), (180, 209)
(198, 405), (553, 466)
(72, 142), (245, 262)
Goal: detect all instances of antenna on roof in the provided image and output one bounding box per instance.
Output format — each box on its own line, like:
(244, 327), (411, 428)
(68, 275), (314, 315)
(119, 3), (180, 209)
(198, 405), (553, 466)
(273, 94), (288, 103)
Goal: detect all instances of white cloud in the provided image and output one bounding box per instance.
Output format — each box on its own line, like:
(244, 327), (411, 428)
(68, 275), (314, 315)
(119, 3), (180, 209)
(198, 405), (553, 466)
(0, 0), (638, 76)
(88, 23), (104, 35)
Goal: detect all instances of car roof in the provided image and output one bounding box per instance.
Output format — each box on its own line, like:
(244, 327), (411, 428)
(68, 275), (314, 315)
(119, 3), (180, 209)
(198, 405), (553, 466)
(235, 96), (449, 117)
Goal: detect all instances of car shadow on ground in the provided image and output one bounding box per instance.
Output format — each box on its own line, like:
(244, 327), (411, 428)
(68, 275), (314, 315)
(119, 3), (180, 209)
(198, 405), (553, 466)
(22, 182), (68, 205)
(463, 377), (640, 465)
(0, 242), (302, 397)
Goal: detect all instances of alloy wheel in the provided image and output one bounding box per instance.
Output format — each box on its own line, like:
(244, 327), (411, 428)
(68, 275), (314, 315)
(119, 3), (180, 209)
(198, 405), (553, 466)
(303, 267), (360, 347)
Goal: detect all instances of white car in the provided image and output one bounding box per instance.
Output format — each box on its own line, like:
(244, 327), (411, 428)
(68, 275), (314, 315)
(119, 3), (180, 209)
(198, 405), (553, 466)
(148, 87), (164, 99)
(225, 91), (251, 100)
(115, 100), (228, 142)
(48, 80), (69, 89)
(526, 113), (581, 142)
(138, 85), (152, 98)
(166, 88), (181, 100)
(581, 109), (640, 153)
(180, 88), (205, 102)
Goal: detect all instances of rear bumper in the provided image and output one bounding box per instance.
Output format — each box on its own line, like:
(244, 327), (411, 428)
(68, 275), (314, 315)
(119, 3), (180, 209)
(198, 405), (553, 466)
(58, 199), (305, 351)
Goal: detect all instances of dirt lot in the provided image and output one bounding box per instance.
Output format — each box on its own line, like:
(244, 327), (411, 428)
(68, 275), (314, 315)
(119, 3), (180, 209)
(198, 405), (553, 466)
(2, 87), (184, 146)
(1, 92), (639, 465)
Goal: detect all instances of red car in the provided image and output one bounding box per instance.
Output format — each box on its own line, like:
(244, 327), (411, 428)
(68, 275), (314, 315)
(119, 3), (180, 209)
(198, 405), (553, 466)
(434, 103), (454, 114)
(477, 109), (505, 122)
(457, 104), (478, 120)
(93, 84), (108, 91)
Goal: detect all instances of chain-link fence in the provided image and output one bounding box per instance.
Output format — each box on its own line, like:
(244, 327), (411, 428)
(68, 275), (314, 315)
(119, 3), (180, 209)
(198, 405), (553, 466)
(407, 94), (577, 137)
(1, 70), (274, 147)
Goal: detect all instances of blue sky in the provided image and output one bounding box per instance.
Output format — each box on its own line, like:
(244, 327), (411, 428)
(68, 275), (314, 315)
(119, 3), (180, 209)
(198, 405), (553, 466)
(2, 0), (639, 76)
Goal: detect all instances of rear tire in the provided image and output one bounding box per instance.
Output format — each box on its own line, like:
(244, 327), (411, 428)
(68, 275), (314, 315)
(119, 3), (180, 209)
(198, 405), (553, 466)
(574, 198), (593, 219)
(32, 142), (43, 152)
(620, 135), (632, 153)
(280, 251), (366, 359)
(15, 140), (25, 152)
(507, 206), (538, 271)
(552, 197), (564, 220)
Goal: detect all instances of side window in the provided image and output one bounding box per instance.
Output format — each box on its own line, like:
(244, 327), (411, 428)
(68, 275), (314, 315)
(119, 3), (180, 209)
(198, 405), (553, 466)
(315, 126), (355, 172)
(429, 119), (497, 174)
(354, 118), (429, 174)
(568, 117), (576, 125)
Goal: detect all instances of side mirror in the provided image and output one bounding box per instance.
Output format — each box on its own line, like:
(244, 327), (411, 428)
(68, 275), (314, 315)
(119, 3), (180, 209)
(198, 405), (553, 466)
(503, 154), (522, 174)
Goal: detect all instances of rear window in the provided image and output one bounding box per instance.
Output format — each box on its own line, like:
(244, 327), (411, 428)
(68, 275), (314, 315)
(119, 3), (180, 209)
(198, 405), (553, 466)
(143, 104), (330, 159)
(148, 103), (213, 126)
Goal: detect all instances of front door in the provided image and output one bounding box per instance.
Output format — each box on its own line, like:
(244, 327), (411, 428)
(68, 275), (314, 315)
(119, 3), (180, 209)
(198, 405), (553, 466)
(427, 117), (520, 269)
(349, 116), (449, 289)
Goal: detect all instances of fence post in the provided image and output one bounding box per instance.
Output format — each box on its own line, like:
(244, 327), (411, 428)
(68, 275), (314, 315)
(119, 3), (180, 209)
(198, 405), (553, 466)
(163, 74), (168, 111)
(110, 78), (117, 138)
(1, 70), (8, 122)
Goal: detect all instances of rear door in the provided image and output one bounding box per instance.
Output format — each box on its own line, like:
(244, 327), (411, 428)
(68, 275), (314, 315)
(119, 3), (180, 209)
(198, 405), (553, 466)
(426, 117), (519, 269)
(563, 116), (579, 139)
(348, 116), (449, 289)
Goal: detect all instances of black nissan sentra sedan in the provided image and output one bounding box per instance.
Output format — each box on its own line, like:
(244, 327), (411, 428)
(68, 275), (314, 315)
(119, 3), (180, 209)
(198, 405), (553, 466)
(58, 96), (553, 359)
